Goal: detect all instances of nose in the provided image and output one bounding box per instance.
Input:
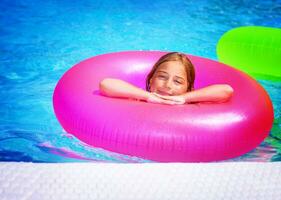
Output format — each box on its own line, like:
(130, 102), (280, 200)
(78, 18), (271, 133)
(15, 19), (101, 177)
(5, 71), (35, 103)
(164, 78), (173, 90)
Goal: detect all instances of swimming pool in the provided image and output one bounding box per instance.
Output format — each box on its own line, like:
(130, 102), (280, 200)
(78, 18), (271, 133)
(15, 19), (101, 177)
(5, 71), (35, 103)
(0, 0), (280, 163)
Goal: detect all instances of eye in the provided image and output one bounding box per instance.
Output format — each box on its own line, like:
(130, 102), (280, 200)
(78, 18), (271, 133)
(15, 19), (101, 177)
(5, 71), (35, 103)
(174, 80), (183, 84)
(157, 75), (167, 79)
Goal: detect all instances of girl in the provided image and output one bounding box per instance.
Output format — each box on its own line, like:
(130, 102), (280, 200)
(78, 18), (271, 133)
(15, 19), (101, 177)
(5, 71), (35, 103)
(99, 52), (234, 105)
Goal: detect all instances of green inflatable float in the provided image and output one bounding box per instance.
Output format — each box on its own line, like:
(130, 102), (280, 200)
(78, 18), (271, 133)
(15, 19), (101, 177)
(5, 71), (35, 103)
(217, 26), (281, 81)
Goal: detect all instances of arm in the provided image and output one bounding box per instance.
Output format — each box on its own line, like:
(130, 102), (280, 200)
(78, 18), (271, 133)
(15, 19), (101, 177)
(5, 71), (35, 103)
(99, 78), (150, 101)
(183, 84), (234, 103)
(99, 78), (182, 105)
(154, 84), (234, 104)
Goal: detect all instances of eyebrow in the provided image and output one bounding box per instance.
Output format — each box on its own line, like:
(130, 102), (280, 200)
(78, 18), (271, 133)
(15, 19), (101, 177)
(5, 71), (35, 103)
(157, 70), (185, 80)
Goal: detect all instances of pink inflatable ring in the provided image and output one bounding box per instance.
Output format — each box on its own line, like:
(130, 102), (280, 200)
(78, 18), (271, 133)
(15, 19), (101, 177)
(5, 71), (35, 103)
(53, 51), (274, 162)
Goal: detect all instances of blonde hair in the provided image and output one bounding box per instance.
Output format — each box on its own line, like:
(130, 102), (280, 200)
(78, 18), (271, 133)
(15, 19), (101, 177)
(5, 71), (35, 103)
(146, 52), (195, 92)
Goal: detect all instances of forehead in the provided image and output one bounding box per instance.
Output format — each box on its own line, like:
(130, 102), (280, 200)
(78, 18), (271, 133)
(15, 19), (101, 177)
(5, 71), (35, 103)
(156, 61), (187, 76)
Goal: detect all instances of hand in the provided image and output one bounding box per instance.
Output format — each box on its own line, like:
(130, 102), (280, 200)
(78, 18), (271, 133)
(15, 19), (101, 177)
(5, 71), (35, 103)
(146, 93), (185, 105)
(153, 93), (186, 104)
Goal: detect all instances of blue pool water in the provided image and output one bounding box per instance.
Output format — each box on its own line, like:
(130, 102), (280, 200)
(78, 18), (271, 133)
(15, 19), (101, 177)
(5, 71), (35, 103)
(0, 0), (281, 163)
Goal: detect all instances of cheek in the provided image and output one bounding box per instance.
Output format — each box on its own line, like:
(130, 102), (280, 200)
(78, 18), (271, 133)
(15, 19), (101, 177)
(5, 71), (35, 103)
(173, 84), (188, 94)
(150, 79), (162, 91)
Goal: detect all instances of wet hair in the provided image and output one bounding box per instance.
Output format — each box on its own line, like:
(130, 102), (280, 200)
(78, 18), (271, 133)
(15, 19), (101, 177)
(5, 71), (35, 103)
(146, 52), (195, 92)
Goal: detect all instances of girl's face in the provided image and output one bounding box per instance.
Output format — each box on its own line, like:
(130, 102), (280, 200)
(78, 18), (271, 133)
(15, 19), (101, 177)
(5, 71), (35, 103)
(149, 61), (189, 96)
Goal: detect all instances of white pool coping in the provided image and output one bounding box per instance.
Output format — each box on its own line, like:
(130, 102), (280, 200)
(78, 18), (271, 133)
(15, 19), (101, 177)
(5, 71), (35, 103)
(0, 162), (281, 200)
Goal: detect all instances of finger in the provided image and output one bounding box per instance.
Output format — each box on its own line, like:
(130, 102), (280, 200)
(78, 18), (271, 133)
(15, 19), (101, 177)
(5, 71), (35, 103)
(166, 101), (184, 105)
(150, 94), (184, 105)
(175, 98), (186, 104)
(160, 99), (179, 105)
(171, 97), (185, 103)
(154, 93), (184, 103)
(174, 101), (185, 105)
(151, 98), (184, 105)
(165, 98), (185, 105)
(153, 93), (173, 100)
(161, 96), (184, 103)
(152, 92), (166, 97)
